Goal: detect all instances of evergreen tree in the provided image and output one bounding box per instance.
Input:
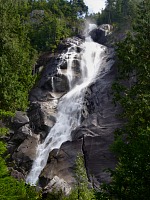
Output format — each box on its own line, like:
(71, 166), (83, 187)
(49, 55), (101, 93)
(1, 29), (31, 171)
(0, 1), (40, 199)
(103, 1), (150, 199)
(87, 0), (142, 27)
(0, 0), (37, 112)
(63, 154), (95, 200)
(0, 141), (41, 200)
(27, 0), (88, 52)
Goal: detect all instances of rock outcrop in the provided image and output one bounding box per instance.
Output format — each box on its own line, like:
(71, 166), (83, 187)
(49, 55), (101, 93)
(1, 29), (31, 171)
(39, 139), (83, 194)
(89, 24), (113, 45)
(7, 29), (123, 193)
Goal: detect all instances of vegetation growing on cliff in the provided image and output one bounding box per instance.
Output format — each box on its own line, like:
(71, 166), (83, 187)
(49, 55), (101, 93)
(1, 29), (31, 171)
(100, 0), (150, 199)
(0, 0), (87, 116)
(0, 143), (41, 200)
(26, 0), (88, 51)
(87, 0), (142, 29)
(0, 0), (37, 113)
(0, 0), (87, 199)
(63, 154), (95, 200)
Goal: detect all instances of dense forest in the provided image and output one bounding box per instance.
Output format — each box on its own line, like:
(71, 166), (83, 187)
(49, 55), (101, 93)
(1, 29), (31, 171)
(0, 0), (88, 199)
(0, 0), (150, 199)
(87, 0), (141, 26)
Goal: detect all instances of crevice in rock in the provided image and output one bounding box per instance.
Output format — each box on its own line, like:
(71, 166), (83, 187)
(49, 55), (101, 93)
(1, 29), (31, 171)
(81, 136), (91, 184)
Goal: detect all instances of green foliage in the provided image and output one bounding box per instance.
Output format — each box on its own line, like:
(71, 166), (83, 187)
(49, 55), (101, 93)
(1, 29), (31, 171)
(69, 0), (88, 17)
(0, 0), (89, 199)
(0, 141), (41, 200)
(101, 1), (150, 199)
(63, 154), (95, 200)
(28, 13), (71, 52)
(0, 128), (9, 137)
(0, 0), (37, 113)
(0, 1), (42, 199)
(27, 0), (88, 52)
(45, 190), (64, 200)
(87, 0), (142, 28)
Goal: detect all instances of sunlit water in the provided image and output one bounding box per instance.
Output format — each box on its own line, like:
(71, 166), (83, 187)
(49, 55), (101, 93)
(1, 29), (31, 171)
(26, 34), (106, 185)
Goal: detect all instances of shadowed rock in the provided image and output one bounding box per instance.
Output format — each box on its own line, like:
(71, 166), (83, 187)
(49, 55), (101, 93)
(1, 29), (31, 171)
(39, 139), (83, 192)
(89, 24), (113, 45)
(12, 134), (39, 173)
(11, 111), (29, 130)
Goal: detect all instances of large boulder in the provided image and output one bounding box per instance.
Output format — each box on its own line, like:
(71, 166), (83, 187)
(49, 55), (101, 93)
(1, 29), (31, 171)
(27, 102), (56, 134)
(89, 28), (106, 44)
(39, 139), (83, 192)
(7, 124), (32, 154)
(12, 133), (39, 173)
(43, 74), (69, 93)
(89, 24), (113, 45)
(11, 111), (29, 130)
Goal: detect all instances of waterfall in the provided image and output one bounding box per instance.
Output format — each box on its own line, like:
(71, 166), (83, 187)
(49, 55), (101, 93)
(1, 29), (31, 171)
(26, 32), (107, 185)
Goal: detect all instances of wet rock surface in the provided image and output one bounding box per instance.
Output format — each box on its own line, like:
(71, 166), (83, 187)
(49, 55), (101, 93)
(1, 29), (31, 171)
(7, 32), (122, 192)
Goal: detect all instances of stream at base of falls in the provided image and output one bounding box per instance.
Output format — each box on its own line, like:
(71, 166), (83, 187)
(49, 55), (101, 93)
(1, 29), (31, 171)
(26, 30), (107, 185)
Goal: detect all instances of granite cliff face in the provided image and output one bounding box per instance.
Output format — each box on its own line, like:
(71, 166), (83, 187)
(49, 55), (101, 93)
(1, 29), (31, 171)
(7, 25), (123, 193)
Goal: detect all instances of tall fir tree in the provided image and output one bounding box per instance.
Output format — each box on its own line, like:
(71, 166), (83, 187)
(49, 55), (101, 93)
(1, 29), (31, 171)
(102, 1), (150, 199)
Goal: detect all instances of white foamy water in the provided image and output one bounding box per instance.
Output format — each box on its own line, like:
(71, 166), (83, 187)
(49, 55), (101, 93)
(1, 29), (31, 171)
(26, 35), (106, 185)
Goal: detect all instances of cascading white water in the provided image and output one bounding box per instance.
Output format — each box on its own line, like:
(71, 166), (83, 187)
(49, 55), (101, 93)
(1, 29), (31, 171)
(26, 33), (106, 185)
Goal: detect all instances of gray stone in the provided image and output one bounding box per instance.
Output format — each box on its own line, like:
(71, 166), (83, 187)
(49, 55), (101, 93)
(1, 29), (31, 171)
(52, 74), (69, 93)
(39, 140), (83, 188)
(42, 74), (69, 93)
(12, 134), (39, 172)
(29, 87), (51, 102)
(28, 102), (56, 134)
(7, 124), (32, 155)
(89, 24), (113, 45)
(44, 176), (71, 195)
(83, 136), (117, 184)
(10, 168), (25, 181)
(89, 28), (107, 45)
(99, 24), (113, 33)
(11, 111), (29, 130)
(72, 59), (81, 73)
